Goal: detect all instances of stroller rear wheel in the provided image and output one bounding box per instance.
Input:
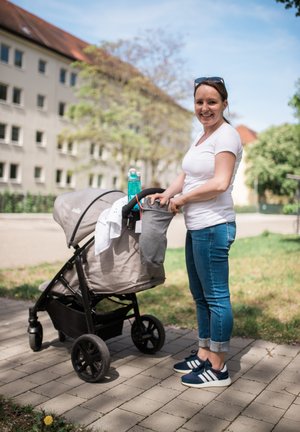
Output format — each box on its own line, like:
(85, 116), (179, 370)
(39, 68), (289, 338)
(131, 314), (165, 354)
(71, 334), (110, 383)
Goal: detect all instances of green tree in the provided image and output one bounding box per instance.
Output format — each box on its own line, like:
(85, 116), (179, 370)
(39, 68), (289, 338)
(245, 123), (300, 202)
(63, 44), (192, 189)
(289, 78), (300, 120)
(275, 0), (300, 16)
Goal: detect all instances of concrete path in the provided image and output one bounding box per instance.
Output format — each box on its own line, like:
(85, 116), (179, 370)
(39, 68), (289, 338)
(0, 213), (298, 268)
(0, 297), (299, 431)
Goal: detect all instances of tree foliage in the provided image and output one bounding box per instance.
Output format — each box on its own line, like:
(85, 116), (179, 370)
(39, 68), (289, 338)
(64, 44), (192, 189)
(245, 123), (300, 201)
(275, 0), (300, 16)
(100, 28), (191, 102)
(289, 78), (300, 120)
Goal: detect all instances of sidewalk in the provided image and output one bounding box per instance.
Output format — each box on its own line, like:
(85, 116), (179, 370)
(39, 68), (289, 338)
(0, 297), (299, 432)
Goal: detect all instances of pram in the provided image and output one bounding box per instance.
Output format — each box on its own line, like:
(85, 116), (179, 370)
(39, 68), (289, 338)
(28, 187), (168, 383)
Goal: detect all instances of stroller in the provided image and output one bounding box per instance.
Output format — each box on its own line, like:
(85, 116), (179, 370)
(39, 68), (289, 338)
(28, 187), (169, 383)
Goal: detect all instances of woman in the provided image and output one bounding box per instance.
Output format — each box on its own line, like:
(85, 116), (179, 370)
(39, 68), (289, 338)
(150, 77), (243, 388)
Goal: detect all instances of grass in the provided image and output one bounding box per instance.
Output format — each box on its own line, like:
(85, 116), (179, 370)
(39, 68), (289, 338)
(0, 232), (299, 344)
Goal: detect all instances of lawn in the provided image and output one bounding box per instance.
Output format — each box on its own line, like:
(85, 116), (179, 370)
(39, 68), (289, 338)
(0, 232), (299, 344)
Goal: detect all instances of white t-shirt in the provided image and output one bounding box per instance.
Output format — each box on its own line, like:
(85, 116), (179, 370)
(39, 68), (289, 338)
(182, 122), (243, 230)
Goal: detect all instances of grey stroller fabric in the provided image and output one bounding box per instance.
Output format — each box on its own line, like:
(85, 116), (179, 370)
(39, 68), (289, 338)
(139, 197), (174, 267)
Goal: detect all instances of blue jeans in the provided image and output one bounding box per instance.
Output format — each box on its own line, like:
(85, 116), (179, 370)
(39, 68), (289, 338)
(185, 222), (236, 353)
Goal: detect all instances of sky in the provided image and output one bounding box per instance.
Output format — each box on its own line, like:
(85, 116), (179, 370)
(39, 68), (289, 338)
(9, 0), (300, 132)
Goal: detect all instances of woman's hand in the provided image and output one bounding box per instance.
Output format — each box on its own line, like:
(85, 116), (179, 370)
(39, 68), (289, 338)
(148, 192), (170, 206)
(169, 195), (186, 214)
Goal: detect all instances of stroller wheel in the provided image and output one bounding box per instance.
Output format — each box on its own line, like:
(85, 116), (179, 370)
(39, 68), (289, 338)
(71, 334), (110, 383)
(131, 314), (165, 354)
(28, 322), (43, 352)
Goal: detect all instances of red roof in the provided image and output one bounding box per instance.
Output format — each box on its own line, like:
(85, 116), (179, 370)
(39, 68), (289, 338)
(0, 0), (93, 61)
(236, 125), (257, 145)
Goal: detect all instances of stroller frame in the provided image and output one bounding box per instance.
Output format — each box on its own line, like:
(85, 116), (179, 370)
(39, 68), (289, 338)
(28, 188), (165, 383)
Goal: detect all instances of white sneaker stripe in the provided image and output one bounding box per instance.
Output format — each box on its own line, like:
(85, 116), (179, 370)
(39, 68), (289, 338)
(200, 371), (217, 382)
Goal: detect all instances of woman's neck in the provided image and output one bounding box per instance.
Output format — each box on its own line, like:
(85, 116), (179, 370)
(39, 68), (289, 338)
(203, 119), (225, 136)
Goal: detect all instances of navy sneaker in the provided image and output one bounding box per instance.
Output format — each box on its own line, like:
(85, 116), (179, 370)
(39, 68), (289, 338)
(181, 360), (231, 388)
(173, 350), (205, 373)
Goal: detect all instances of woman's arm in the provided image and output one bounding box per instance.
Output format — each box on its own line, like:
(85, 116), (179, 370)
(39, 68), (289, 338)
(169, 152), (236, 213)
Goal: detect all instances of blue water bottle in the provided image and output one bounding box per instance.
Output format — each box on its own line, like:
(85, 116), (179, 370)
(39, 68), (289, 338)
(128, 168), (141, 211)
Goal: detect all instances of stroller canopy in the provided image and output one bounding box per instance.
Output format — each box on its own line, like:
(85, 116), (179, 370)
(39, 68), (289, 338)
(53, 188), (125, 247)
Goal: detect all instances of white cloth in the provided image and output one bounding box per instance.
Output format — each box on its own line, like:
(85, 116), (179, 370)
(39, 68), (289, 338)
(94, 196), (128, 255)
(182, 122), (243, 230)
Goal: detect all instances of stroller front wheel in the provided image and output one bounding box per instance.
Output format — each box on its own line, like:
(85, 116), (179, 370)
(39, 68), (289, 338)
(131, 314), (165, 354)
(71, 334), (110, 383)
(28, 322), (43, 352)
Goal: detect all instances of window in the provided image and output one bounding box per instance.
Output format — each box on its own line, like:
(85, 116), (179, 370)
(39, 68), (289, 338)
(34, 166), (44, 182)
(90, 142), (95, 157)
(112, 176), (118, 188)
(58, 102), (65, 116)
(98, 145), (104, 158)
(89, 173), (94, 187)
(12, 87), (22, 105)
(11, 126), (20, 143)
(0, 162), (6, 180)
(0, 83), (8, 101)
(14, 50), (23, 68)
(57, 140), (64, 152)
(36, 130), (45, 146)
(70, 72), (77, 87)
(37, 94), (46, 109)
(59, 68), (67, 84)
(0, 123), (7, 141)
(97, 174), (103, 187)
(56, 169), (63, 184)
(9, 163), (19, 181)
(66, 170), (74, 186)
(38, 59), (46, 74)
(0, 44), (9, 63)
(67, 140), (74, 154)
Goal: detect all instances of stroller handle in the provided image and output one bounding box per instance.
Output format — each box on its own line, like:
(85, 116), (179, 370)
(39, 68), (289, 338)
(122, 187), (165, 218)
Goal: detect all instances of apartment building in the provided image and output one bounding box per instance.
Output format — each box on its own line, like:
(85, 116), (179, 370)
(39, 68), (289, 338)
(0, 0), (191, 196)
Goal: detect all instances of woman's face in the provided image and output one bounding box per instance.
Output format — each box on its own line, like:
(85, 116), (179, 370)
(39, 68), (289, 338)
(194, 84), (227, 128)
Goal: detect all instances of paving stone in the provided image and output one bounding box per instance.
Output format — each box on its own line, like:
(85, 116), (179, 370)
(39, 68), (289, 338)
(67, 381), (110, 399)
(139, 410), (186, 432)
(13, 390), (49, 407)
(33, 380), (73, 398)
(89, 408), (144, 432)
(283, 403), (300, 421)
(82, 394), (123, 414)
(0, 368), (27, 382)
(36, 393), (85, 415)
(178, 388), (217, 405)
(201, 399), (243, 422)
(216, 388), (255, 407)
(25, 369), (61, 385)
(142, 385), (181, 403)
(141, 365), (173, 380)
(183, 412), (230, 432)
(63, 406), (102, 426)
(272, 417), (300, 432)
(230, 378), (267, 395)
(0, 378), (37, 397)
(125, 373), (160, 390)
(160, 374), (185, 391)
(243, 401), (285, 424)
(161, 397), (201, 419)
(226, 414), (274, 432)
(121, 395), (163, 416)
(255, 389), (295, 409)
(267, 377), (300, 396)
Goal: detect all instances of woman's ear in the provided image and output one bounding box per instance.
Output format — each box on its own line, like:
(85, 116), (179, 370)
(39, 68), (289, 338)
(223, 100), (228, 110)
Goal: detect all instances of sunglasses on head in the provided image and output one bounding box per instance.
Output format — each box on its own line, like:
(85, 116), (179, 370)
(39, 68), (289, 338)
(194, 77), (225, 87)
